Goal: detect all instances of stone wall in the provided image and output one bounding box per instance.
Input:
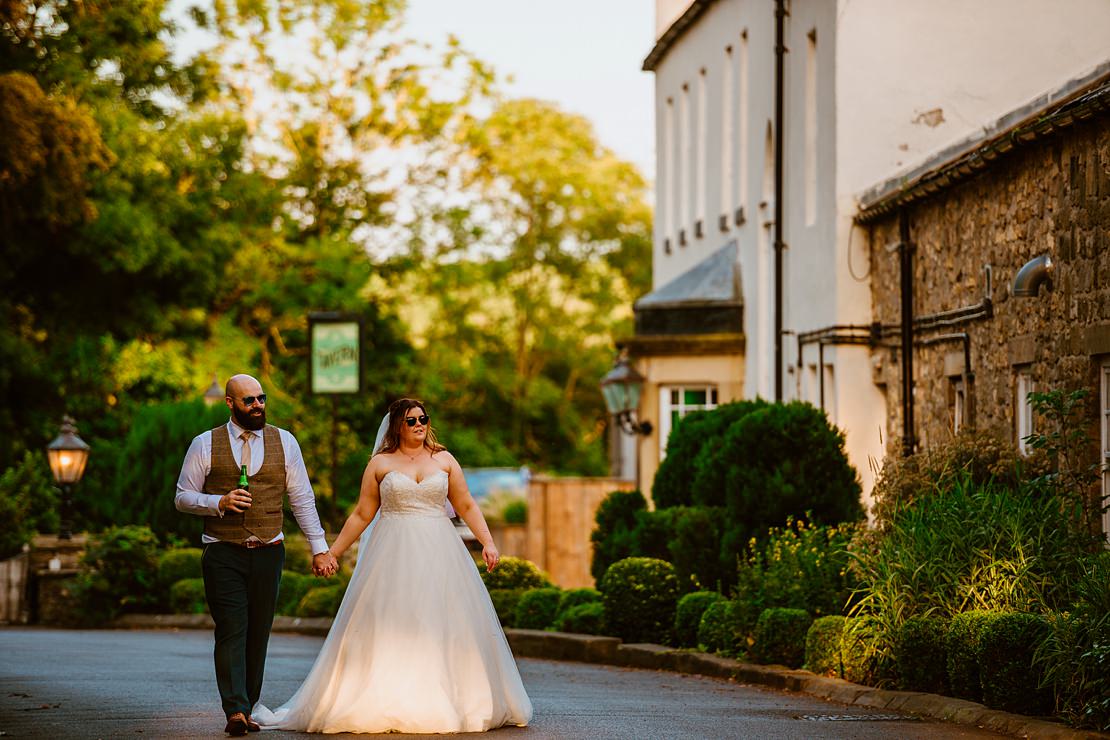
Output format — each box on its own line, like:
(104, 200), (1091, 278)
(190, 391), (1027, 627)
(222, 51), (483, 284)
(868, 114), (1110, 455)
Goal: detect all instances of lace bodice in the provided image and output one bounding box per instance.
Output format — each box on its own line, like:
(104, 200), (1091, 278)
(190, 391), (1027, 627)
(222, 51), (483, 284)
(379, 470), (449, 517)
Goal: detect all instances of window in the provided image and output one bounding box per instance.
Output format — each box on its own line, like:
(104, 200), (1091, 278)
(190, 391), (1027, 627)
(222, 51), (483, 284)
(804, 29), (818, 226)
(1101, 361), (1110, 543)
(659, 386), (719, 457)
(951, 378), (966, 434)
(738, 30), (749, 214)
(696, 68), (707, 236)
(680, 83), (691, 232)
(664, 97), (675, 247)
(1015, 368), (1035, 455)
(720, 46), (733, 223)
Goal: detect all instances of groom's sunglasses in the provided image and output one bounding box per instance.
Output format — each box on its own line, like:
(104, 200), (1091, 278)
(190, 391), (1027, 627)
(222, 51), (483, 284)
(404, 415), (430, 427)
(240, 394), (267, 406)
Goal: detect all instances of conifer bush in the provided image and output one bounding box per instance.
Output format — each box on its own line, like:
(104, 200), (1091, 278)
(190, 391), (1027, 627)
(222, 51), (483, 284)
(589, 490), (647, 586)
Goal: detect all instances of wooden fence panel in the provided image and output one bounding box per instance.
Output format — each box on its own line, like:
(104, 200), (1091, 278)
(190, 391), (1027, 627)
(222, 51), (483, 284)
(0, 552), (29, 624)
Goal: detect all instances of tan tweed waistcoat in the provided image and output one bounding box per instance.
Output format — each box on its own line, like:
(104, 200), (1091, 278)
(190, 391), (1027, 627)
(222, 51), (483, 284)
(203, 424), (286, 542)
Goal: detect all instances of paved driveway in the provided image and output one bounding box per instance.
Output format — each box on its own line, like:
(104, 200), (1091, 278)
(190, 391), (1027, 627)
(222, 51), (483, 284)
(0, 628), (1001, 738)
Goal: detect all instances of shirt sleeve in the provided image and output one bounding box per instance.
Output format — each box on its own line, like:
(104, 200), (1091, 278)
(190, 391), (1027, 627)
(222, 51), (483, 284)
(175, 433), (224, 517)
(283, 431), (329, 555)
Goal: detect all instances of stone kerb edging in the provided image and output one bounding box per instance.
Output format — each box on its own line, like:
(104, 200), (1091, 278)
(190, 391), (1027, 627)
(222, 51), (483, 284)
(108, 616), (1107, 740)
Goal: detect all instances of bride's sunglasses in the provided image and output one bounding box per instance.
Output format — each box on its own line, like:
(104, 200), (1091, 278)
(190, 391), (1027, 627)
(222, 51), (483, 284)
(404, 415), (430, 427)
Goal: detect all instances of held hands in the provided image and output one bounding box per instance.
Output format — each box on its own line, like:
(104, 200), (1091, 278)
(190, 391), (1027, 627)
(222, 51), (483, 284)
(482, 544), (501, 573)
(219, 488), (252, 513)
(313, 551), (339, 578)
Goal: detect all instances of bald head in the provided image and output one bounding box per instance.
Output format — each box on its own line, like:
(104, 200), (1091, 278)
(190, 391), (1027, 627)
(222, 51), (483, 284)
(226, 374), (262, 399)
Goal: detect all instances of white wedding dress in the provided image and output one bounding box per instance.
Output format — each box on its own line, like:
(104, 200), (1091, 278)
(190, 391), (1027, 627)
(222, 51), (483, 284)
(254, 470), (533, 733)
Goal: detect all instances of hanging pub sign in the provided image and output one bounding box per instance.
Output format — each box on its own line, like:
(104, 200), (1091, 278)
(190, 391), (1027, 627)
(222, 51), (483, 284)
(308, 313), (362, 395)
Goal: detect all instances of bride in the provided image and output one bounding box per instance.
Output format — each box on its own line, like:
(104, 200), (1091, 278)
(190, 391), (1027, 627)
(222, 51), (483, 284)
(255, 398), (533, 733)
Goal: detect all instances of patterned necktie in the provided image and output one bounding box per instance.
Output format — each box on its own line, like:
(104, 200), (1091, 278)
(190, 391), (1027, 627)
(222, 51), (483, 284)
(240, 430), (253, 474)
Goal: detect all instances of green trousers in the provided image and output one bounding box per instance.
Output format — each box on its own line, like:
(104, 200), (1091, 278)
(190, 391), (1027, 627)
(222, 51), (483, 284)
(201, 541), (285, 719)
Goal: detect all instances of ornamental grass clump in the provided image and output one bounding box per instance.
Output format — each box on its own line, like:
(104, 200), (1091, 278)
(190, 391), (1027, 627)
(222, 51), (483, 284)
(750, 608), (812, 667)
(514, 587), (562, 630)
(805, 615), (846, 677)
(600, 557), (680, 645)
(675, 591), (722, 648)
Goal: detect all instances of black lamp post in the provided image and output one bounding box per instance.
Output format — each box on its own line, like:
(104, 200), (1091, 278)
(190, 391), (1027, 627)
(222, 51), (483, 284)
(46, 416), (90, 540)
(600, 354), (652, 436)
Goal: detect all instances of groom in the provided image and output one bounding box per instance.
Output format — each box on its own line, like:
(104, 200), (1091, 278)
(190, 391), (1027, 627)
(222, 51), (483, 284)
(175, 373), (338, 736)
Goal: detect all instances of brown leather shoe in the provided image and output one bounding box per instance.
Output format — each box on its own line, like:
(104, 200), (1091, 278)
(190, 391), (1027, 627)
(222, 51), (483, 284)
(246, 716), (261, 733)
(224, 712), (249, 736)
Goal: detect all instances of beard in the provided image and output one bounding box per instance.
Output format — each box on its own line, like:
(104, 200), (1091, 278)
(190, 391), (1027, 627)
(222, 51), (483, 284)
(232, 405), (266, 431)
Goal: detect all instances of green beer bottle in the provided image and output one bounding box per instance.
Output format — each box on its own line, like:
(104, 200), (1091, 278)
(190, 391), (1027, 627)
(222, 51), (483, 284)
(239, 464), (249, 491)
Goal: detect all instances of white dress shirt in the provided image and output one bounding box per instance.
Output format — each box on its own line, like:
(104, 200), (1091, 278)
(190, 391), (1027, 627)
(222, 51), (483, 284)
(175, 419), (329, 555)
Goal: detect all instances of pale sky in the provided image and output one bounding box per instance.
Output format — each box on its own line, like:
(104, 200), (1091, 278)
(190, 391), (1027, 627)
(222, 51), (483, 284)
(403, 0), (656, 180)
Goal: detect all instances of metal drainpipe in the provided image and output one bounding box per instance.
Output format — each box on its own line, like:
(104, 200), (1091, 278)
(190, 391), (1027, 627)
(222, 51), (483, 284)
(899, 209), (916, 456)
(773, 0), (786, 402)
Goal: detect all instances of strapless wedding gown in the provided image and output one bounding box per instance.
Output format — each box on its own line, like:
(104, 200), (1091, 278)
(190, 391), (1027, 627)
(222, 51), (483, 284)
(254, 471), (533, 733)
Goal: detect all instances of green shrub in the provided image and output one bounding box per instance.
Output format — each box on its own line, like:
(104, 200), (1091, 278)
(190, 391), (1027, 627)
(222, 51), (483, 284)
(714, 402), (863, 560)
(157, 548), (202, 588)
(735, 518), (857, 628)
(675, 591), (722, 648)
(697, 599), (740, 655)
(667, 506), (728, 592)
(282, 534), (314, 575)
(590, 490), (647, 585)
(979, 612), (1052, 714)
(600, 557), (680, 645)
(479, 556), (551, 591)
(0, 451), (58, 560)
(502, 499), (527, 524)
(554, 602), (607, 635)
(750, 608), (812, 667)
(870, 429), (1039, 530)
(557, 588), (601, 616)
(1038, 552), (1110, 731)
(73, 525), (161, 623)
(653, 400), (769, 509)
(805, 616), (846, 677)
(488, 588), (526, 627)
(296, 584), (346, 618)
(276, 571), (318, 616)
(945, 610), (999, 702)
(169, 578), (207, 614)
(514, 587), (562, 630)
(894, 616), (949, 694)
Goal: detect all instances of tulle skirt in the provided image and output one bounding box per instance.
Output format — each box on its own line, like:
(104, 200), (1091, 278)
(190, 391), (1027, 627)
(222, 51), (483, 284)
(254, 513), (533, 734)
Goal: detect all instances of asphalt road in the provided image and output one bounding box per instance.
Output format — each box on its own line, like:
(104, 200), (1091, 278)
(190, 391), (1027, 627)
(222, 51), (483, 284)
(0, 628), (1001, 739)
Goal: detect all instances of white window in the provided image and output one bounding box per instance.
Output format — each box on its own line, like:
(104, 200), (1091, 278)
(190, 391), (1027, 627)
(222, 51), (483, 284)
(720, 46), (733, 221)
(696, 68), (707, 234)
(659, 386), (719, 457)
(738, 30), (749, 213)
(680, 83), (691, 232)
(1101, 361), (1110, 544)
(664, 97), (675, 243)
(1015, 368), (1035, 455)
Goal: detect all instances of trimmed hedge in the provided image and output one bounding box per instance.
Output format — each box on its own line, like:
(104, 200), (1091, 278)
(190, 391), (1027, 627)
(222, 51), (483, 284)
(514, 587), (562, 630)
(276, 571), (316, 617)
(675, 591), (722, 648)
(750, 608), (812, 667)
(600, 557), (679, 645)
(979, 612), (1052, 715)
(894, 616), (949, 694)
(169, 578), (207, 614)
(480, 556), (551, 591)
(842, 616), (888, 686)
(805, 615), (846, 677)
(557, 588), (601, 616)
(945, 610), (998, 702)
(554, 602), (606, 635)
(698, 599), (740, 655)
(296, 584), (346, 618)
(157, 548), (203, 589)
(488, 588), (526, 627)
(589, 491), (647, 586)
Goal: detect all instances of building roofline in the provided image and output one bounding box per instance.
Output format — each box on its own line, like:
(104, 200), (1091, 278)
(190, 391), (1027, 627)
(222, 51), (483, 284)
(855, 62), (1110, 224)
(642, 0), (720, 72)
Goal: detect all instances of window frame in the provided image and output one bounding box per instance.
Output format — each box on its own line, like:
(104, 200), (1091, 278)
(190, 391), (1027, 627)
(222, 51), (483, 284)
(658, 385), (720, 458)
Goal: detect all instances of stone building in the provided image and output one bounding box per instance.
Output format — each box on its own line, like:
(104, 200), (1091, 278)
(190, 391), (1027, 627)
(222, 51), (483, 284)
(857, 68), (1110, 540)
(623, 0), (1110, 508)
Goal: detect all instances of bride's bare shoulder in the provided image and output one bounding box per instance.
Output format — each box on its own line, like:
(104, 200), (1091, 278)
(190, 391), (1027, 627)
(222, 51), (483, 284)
(366, 452), (395, 481)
